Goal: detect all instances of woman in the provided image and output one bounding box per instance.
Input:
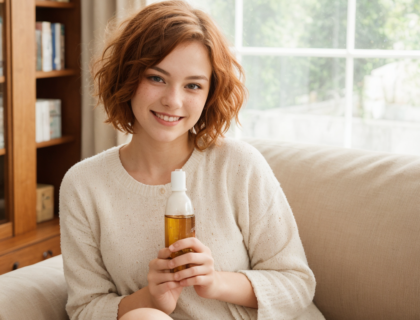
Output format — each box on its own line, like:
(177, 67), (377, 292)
(59, 1), (325, 319)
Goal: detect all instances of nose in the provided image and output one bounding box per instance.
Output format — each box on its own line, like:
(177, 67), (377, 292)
(160, 85), (183, 110)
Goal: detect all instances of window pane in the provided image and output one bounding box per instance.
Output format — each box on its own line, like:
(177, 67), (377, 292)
(356, 0), (420, 50)
(243, 0), (347, 48)
(353, 59), (420, 155)
(240, 56), (346, 147)
(186, 0), (235, 45)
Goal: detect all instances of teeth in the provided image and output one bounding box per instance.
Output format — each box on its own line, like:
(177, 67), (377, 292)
(155, 112), (180, 122)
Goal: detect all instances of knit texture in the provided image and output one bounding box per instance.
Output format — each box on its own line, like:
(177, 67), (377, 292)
(59, 138), (325, 320)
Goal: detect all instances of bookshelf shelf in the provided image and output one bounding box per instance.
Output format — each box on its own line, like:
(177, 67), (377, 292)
(0, 76), (4, 83)
(35, 1), (74, 9)
(35, 69), (77, 79)
(36, 136), (74, 149)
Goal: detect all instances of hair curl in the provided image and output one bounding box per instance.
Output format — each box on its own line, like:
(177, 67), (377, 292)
(92, 0), (247, 150)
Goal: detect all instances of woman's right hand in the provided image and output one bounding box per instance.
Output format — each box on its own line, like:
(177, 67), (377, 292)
(147, 248), (183, 314)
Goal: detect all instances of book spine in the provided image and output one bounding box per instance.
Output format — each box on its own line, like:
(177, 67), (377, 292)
(42, 100), (50, 141)
(35, 100), (44, 143)
(35, 29), (42, 71)
(60, 24), (65, 69)
(51, 23), (56, 70)
(41, 22), (52, 72)
(55, 24), (61, 70)
(50, 99), (62, 139)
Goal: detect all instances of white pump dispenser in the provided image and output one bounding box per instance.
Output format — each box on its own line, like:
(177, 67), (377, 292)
(165, 169), (193, 216)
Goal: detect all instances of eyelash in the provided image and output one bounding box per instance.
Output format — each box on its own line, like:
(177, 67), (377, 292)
(147, 76), (202, 90)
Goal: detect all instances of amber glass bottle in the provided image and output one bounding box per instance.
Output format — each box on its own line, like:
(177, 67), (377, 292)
(165, 169), (195, 272)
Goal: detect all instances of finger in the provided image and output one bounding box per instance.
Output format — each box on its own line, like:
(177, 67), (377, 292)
(147, 271), (176, 285)
(179, 275), (210, 287)
(150, 281), (182, 295)
(151, 258), (173, 271)
(173, 266), (212, 281)
(157, 248), (172, 259)
(169, 237), (210, 254)
(169, 252), (213, 270)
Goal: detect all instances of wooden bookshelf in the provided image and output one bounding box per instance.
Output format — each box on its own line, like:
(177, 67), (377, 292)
(35, 69), (77, 79)
(36, 136), (74, 149)
(35, 1), (74, 9)
(0, 0), (81, 275)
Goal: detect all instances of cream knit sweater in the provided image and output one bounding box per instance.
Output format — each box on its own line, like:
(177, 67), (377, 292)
(59, 138), (324, 320)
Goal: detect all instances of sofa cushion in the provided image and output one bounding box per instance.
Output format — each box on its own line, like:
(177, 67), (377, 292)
(0, 254), (68, 320)
(246, 139), (420, 320)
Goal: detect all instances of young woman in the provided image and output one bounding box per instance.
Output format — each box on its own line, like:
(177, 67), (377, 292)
(59, 1), (325, 320)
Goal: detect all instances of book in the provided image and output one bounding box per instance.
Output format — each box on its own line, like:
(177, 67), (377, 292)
(53, 23), (62, 70)
(35, 23), (42, 71)
(49, 99), (61, 139)
(41, 22), (52, 72)
(36, 99), (62, 142)
(36, 184), (54, 223)
(60, 24), (65, 69)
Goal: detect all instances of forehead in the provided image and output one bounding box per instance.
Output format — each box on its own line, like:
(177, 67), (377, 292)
(155, 41), (212, 78)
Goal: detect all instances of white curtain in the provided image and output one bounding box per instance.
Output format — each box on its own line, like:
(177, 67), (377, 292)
(81, 0), (149, 159)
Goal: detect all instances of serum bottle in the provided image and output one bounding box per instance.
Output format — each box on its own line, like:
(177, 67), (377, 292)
(165, 169), (195, 273)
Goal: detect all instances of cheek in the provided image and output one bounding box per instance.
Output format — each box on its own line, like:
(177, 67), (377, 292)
(186, 93), (208, 118)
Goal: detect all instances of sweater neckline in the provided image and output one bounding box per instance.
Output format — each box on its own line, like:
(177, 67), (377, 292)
(107, 144), (204, 198)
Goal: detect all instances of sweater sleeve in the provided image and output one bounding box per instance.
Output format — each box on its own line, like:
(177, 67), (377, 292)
(59, 167), (128, 320)
(234, 147), (318, 320)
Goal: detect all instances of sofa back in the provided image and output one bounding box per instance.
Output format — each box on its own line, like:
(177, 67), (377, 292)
(247, 139), (420, 320)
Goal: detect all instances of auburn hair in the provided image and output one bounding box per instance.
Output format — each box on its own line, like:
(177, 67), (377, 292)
(92, 0), (247, 151)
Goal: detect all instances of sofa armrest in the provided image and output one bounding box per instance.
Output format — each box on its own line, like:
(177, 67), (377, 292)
(0, 254), (69, 320)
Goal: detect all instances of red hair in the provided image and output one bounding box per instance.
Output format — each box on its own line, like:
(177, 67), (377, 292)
(92, 0), (247, 150)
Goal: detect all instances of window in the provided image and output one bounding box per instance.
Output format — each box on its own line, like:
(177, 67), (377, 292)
(187, 0), (420, 156)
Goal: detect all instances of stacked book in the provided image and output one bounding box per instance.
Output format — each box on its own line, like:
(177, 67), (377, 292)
(44, 0), (71, 2)
(36, 99), (62, 143)
(36, 22), (65, 72)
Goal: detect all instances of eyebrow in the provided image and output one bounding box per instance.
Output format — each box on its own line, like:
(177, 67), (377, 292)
(150, 66), (209, 82)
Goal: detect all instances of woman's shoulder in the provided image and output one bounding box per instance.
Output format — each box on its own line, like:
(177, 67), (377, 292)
(61, 145), (121, 187)
(208, 137), (269, 168)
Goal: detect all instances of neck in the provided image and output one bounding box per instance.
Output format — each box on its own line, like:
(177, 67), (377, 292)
(119, 131), (194, 186)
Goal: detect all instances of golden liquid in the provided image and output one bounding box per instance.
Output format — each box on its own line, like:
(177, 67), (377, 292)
(165, 214), (195, 273)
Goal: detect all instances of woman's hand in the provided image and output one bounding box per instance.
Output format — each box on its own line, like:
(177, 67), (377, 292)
(168, 238), (222, 299)
(147, 248), (183, 314)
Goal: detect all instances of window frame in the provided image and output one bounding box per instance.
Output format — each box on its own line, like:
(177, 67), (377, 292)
(233, 0), (420, 148)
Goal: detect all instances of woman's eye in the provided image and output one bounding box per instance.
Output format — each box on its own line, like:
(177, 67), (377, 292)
(186, 83), (200, 90)
(149, 76), (164, 83)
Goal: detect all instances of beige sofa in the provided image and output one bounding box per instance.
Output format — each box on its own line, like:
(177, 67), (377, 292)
(0, 139), (419, 320)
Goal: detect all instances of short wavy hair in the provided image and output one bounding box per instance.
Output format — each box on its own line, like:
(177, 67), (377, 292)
(92, 0), (247, 150)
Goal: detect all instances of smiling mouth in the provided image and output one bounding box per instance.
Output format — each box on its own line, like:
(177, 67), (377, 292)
(151, 111), (184, 122)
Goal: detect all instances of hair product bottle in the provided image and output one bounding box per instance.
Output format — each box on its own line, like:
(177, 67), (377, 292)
(165, 169), (195, 273)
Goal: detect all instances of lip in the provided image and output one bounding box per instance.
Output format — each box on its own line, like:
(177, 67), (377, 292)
(151, 110), (184, 127)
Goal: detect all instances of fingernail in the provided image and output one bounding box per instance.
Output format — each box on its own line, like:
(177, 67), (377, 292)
(169, 245), (174, 251)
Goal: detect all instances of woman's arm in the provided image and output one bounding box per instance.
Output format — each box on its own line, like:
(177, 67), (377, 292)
(213, 271), (258, 308)
(167, 238), (257, 309)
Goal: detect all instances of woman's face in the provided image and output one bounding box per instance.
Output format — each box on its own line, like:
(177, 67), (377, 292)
(131, 41), (212, 144)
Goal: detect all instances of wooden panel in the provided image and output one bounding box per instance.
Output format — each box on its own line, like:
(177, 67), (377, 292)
(35, 69), (77, 79)
(10, 0), (37, 235)
(0, 222), (12, 241)
(0, 216), (59, 256)
(0, 235), (61, 275)
(36, 1), (75, 8)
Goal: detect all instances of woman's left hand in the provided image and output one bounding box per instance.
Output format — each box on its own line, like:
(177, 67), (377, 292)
(168, 238), (222, 300)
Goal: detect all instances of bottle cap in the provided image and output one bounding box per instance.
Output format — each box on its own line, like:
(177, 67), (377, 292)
(171, 169), (187, 191)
